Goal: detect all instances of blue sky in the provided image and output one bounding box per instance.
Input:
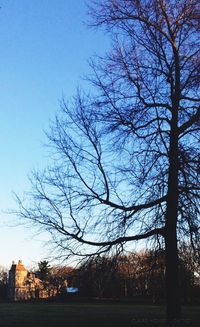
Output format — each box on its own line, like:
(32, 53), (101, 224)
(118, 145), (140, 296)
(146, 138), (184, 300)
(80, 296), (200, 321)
(0, 0), (109, 269)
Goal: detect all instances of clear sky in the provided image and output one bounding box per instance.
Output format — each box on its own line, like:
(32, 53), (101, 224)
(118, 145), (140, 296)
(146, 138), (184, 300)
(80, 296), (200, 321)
(0, 0), (109, 269)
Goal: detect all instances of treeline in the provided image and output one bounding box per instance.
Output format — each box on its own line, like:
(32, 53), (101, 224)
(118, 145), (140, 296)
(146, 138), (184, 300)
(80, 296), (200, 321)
(0, 247), (200, 303)
(76, 248), (200, 303)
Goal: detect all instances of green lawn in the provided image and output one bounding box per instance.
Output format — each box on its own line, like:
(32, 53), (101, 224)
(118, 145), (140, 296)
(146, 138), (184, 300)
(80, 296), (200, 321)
(0, 302), (199, 327)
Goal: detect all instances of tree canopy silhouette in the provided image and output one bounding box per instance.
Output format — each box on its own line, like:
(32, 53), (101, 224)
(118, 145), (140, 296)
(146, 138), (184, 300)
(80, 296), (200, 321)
(18, 0), (199, 323)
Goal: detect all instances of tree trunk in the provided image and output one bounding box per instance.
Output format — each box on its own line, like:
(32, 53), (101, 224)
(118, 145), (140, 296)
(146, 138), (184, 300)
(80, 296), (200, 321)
(165, 109), (181, 322)
(165, 216), (181, 322)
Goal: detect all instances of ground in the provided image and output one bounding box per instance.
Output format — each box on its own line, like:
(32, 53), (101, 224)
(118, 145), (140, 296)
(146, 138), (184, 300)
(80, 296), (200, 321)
(0, 303), (199, 326)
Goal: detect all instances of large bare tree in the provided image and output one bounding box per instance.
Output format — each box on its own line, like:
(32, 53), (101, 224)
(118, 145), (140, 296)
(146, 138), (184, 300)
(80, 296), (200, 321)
(18, 0), (199, 323)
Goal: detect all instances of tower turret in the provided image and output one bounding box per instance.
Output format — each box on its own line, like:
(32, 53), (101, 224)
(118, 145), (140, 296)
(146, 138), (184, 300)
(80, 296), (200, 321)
(8, 260), (28, 301)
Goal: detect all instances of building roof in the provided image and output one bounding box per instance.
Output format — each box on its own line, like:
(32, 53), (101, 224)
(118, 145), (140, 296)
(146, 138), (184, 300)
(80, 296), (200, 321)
(10, 260), (27, 272)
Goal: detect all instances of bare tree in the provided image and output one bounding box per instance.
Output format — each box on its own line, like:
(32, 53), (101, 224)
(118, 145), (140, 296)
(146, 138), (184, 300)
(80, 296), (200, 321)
(17, 0), (199, 323)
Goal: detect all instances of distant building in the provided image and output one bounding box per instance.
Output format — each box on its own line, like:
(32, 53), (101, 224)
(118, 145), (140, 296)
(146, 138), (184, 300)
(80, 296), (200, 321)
(7, 260), (56, 301)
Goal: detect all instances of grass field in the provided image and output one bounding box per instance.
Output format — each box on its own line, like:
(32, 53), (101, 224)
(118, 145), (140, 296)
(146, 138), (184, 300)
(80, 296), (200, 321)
(0, 302), (199, 327)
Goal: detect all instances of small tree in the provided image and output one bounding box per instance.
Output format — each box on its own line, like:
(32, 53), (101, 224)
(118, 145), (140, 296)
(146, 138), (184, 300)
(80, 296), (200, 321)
(0, 267), (8, 302)
(37, 261), (51, 281)
(18, 0), (200, 323)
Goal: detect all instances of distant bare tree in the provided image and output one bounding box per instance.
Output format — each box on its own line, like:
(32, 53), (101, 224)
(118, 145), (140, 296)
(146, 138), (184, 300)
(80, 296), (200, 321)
(49, 265), (73, 295)
(179, 242), (200, 301)
(17, 0), (199, 323)
(77, 256), (117, 298)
